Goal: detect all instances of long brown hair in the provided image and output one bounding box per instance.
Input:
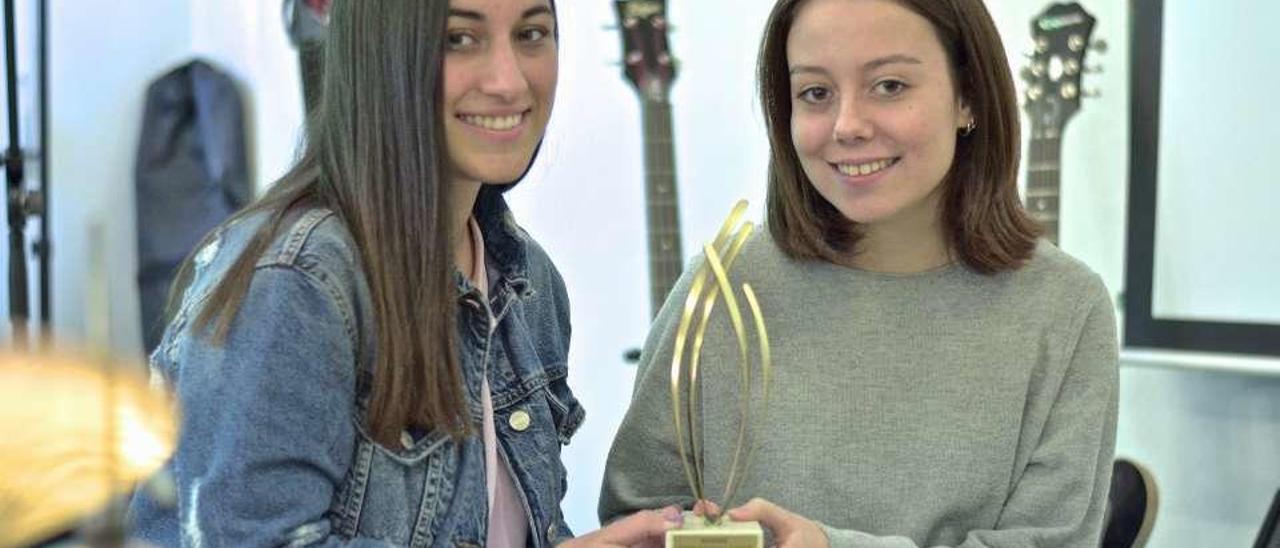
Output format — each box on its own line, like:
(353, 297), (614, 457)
(169, 0), (465, 445)
(759, 0), (1040, 273)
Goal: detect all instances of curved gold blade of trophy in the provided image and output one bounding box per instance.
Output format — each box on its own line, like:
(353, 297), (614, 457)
(710, 200), (749, 254)
(724, 284), (772, 508)
(0, 351), (179, 547)
(670, 200), (750, 503)
(671, 269), (712, 502)
(686, 222), (754, 502)
(701, 245), (755, 511)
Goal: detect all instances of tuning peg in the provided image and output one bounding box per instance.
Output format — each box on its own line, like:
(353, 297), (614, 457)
(601, 24), (618, 31)
(1059, 82), (1078, 99)
(1091, 39), (1109, 53)
(1082, 89), (1102, 99)
(1083, 65), (1105, 74)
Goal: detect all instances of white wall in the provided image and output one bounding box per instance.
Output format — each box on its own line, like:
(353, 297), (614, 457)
(0, 0), (303, 357)
(27, 0), (194, 354)
(17, 0), (1279, 545)
(1151, 1), (1280, 324)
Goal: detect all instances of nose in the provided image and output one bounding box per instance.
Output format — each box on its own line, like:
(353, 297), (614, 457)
(480, 39), (531, 102)
(832, 95), (873, 144)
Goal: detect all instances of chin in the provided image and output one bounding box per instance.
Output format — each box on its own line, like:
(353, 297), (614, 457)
(829, 200), (900, 226)
(455, 156), (536, 185)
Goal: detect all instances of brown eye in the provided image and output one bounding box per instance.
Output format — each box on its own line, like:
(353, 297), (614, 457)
(446, 31), (478, 51)
(873, 79), (909, 96)
(798, 86), (831, 104)
(518, 26), (550, 43)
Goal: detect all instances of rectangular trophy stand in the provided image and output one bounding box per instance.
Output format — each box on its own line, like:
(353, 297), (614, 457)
(666, 511), (763, 548)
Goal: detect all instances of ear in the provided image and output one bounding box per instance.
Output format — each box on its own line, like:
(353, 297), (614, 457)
(956, 98), (973, 131)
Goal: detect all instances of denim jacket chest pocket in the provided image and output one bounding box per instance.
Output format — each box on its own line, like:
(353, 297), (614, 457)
(328, 421), (464, 548)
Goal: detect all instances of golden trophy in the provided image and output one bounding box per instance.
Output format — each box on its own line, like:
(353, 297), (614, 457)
(666, 200), (772, 548)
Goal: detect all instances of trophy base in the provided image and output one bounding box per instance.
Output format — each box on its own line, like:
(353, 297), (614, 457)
(665, 511), (763, 548)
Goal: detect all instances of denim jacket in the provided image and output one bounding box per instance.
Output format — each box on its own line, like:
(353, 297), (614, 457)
(129, 191), (585, 547)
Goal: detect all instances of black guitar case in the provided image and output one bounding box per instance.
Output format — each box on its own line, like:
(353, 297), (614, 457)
(134, 59), (250, 353)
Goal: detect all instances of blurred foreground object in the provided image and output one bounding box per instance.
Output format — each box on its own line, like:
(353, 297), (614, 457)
(0, 350), (177, 547)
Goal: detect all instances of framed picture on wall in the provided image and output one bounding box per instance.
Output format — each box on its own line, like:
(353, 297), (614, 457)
(1126, 0), (1280, 357)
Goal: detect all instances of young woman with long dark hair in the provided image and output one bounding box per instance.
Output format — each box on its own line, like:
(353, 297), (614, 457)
(129, 1), (680, 546)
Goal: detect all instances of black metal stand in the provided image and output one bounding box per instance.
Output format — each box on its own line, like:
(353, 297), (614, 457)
(3, 0), (50, 347)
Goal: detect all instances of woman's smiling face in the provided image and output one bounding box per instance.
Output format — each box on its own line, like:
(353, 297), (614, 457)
(443, 0), (558, 185)
(788, 0), (971, 233)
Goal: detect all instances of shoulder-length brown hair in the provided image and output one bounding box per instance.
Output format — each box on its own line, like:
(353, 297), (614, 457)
(170, 0), (465, 446)
(758, 0), (1040, 274)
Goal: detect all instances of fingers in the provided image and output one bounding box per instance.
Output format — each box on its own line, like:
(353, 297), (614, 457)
(692, 499), (723, 519)
(598, 506), (684, 546)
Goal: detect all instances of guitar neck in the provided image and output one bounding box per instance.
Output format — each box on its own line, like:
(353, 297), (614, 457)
(641, 99), (683, 318)
(1026, 124), (1062, 245)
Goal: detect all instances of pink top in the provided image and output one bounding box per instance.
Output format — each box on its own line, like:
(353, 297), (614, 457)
(468, 217), (529, 548)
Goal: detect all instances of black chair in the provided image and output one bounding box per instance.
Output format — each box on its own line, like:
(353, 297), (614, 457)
(1256, 488), (1280, 548)
(1102, 458), (1158, 548)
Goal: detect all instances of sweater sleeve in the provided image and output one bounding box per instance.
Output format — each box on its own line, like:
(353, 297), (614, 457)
(820, 281), (1120, 548)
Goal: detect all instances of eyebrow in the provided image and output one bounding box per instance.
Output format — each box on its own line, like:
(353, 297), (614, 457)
(789, 54), (923, 76)
(448, 5), (554, 21)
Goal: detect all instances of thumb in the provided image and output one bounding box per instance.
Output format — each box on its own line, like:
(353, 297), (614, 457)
(727, 498), (787, 531)
(599, 506), (683, 545)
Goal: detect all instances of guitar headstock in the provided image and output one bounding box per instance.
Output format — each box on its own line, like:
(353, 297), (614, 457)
(1021, 2), (1104, 134)
(614, 0), (677, 102)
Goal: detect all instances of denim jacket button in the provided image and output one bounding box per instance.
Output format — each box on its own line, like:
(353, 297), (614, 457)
(400, 430), (415, 449)
(508, 410), (531, 432)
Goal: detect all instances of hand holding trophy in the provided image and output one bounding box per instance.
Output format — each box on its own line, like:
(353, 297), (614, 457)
(665, 200), (772, 548)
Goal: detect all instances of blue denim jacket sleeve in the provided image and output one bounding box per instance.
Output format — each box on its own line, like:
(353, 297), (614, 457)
(163, 263), (390, 547)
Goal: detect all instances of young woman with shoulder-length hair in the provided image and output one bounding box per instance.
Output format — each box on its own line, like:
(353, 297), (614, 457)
(129, 1), (681, 546)
(600, 0), (1119, 546)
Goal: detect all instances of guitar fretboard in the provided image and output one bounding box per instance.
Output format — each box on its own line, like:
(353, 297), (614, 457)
(642, 99), (683, 318)
(1026, 123), (1062, 245)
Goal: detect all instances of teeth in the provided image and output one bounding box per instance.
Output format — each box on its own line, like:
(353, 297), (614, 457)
(460, 113), (524, 131)
(837, 158), (894, 176)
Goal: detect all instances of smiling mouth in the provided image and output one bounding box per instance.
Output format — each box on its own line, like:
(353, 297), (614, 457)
(457, 110), (530, 131)
(832, 157), (900, 177)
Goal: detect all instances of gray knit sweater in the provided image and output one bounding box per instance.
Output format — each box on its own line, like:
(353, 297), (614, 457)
(598, 232), (1118, 547)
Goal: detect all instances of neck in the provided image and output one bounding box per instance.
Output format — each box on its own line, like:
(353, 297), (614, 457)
(453, 179), (483, 274)
(845, 195), (951, 274)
